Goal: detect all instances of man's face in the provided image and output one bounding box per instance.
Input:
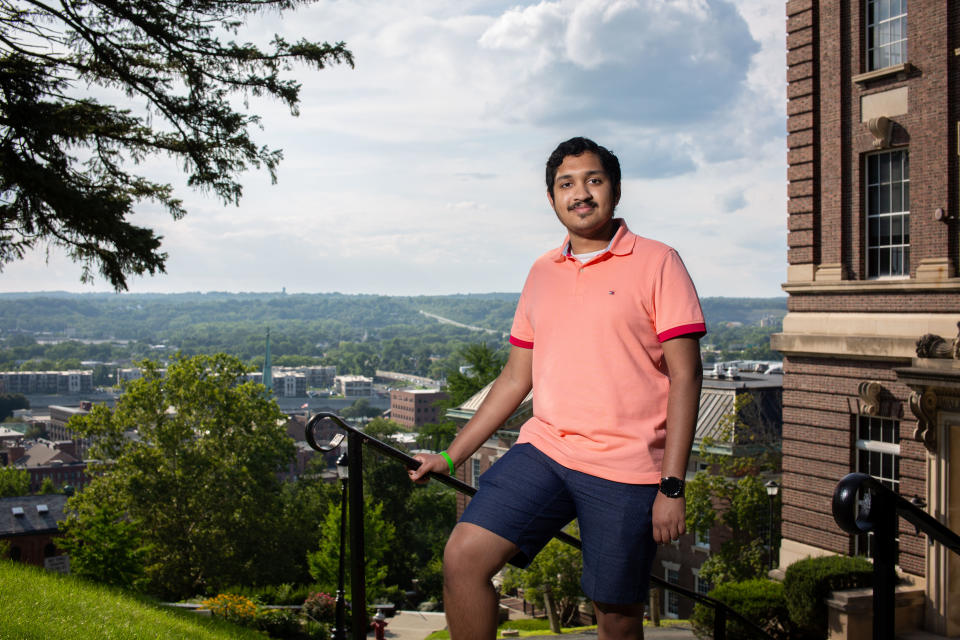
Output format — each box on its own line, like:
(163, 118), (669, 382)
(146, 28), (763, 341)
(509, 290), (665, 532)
(547, 151), (620, 243)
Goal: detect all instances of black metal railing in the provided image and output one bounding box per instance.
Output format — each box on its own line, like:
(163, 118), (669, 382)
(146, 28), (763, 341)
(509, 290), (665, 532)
(832, 472), (960, 640)
(306, 411), (776, 640)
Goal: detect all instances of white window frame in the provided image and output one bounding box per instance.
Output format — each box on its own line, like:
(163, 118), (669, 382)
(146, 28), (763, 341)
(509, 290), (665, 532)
(865, 150), (910, 279)
(471, 456), (482, 489)
(663, 563), (681, 619)
(866, 0), (907, 71)
(692, 568), (712, 597)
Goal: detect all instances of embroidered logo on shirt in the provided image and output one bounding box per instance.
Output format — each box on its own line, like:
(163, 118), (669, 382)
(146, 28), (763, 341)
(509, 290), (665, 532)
(608, 290), (615, 295)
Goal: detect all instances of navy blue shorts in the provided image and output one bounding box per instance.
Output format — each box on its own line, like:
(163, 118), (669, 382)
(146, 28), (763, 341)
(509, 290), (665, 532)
(460, 443), (658, 605)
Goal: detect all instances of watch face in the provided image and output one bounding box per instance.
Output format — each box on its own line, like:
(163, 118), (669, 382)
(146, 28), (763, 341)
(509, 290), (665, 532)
(660, 477), (684, 497)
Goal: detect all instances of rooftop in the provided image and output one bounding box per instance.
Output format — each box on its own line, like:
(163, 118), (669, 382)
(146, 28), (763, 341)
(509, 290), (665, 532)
(0, 494), (68, 537)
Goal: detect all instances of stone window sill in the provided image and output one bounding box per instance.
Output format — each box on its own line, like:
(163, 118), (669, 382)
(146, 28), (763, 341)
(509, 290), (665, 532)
(853, 63), (914, 85)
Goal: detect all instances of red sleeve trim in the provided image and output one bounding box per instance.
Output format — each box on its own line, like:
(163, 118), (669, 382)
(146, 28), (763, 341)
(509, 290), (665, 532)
(509, 336), (534, 349)
(657, 323), (707, 343)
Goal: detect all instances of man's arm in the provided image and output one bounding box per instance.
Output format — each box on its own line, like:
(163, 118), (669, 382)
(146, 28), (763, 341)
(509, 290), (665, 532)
(409, 345), (533, 483)
(652, 336), (703, 543)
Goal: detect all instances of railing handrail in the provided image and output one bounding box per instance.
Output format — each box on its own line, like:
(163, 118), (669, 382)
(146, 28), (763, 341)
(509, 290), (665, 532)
(307, 412), (776, 640)
(832, 472), (960, 554)
(832, 472), (960, 640)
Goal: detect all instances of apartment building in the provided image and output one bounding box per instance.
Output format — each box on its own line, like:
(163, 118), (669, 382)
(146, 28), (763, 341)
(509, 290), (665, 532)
(389, 389), (449, 428)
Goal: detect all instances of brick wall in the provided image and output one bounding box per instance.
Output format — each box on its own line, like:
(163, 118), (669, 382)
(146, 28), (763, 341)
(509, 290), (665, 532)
(781, 355), (925, 576)
(786, 0), (818, 267)
(787, 0), (959, 278)
(787, 290), (960, 312)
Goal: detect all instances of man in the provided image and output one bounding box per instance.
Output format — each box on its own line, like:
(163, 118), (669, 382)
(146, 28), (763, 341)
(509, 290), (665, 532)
(410, 137), (704, 639)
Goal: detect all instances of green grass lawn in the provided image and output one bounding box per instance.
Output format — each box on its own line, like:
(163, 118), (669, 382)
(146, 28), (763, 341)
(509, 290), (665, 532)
(0, 561), (265, 640)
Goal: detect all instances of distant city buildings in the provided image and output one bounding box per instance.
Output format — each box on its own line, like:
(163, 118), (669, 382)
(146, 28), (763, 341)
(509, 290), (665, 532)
(0, 370), (93, 395)
(389, 389), (448, 428)
(334, 375), (373, 397)
(119, 365), (337, 398)
(6, 440), (88, 493)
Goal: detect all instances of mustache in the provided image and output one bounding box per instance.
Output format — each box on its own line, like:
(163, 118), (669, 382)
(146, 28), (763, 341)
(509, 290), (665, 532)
(568, 199), (596, 211)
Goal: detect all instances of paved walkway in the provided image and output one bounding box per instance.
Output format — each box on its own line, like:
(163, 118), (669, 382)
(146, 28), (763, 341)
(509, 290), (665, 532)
(531, 623), (696, 640)
(367, 610), (447, 640)
(366, 610), (696, 640)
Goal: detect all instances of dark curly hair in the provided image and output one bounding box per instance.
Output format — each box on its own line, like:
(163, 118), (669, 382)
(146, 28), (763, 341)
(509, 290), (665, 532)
(545, 137), (621, 198)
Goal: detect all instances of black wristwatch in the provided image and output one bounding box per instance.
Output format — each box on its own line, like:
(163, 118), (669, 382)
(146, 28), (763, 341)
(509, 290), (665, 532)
(659, 476), (685, 498)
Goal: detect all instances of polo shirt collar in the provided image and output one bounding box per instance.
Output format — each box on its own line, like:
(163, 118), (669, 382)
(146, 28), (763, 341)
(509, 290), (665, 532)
(552, 218), (636, 262)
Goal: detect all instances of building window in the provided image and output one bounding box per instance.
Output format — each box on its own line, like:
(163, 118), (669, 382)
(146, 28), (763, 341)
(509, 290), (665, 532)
(866, 150), (909, 278)
(855, 415), (900, 556)
(665, 568), (680, 618)
(693, 570), (712, 596)
(866, 0), (907, 71)
(695, 527), (710, 549)
(471, 457), (482, 489)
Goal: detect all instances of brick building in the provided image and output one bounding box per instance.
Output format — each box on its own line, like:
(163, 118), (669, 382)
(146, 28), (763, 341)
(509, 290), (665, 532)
(7, 440), (88, 492)
(389, 389), (449, 428)
(774, 0), (959, 634)
(0, 494), (69, 569)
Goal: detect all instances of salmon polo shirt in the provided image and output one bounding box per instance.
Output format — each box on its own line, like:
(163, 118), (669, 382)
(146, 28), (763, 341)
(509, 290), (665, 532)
(509, 219), (705, 485)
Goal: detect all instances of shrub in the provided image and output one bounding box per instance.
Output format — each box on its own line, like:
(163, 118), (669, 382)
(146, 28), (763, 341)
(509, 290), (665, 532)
(223, 582), (315, 605)
(691, 579), (789, 640)
(256, 608), (302, 638)
(304, 620), (332, 640)
(783, 555), (873, 638)
(202, 593), (259, 627)
(303, 592), (337, 624)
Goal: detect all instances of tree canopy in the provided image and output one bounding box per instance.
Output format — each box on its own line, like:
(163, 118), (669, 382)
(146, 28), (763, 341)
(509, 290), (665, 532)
(685, 394), (781, 587)
(0, 0), (352, 289)
(62, 353), (297, 597)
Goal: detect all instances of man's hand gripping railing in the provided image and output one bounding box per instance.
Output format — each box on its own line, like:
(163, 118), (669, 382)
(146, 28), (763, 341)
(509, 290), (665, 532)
(304, 412), (581, 548)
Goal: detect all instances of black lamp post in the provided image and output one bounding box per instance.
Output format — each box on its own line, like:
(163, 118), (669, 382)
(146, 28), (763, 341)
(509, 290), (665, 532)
(333, 452), (349, 640)
(765, 480), (780, 571)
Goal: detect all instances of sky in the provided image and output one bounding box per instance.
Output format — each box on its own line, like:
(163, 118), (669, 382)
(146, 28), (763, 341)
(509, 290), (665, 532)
(3, 0), (788, 298)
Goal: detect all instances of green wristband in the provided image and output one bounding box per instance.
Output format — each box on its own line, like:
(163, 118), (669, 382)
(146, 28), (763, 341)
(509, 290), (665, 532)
(439, 451), (455, 476)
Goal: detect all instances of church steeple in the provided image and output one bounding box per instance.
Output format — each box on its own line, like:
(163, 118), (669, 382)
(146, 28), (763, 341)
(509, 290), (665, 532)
(263, 328), (272, 392)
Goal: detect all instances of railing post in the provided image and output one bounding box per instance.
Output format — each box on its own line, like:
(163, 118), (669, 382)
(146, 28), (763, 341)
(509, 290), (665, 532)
(872, 489), (896, 640)
(347, 431), (366, 640)
(713, 605), (726, 640)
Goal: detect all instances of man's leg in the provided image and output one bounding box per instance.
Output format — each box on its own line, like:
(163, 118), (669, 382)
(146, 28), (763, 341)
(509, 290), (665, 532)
(594, 601), (645, 640)
(443, 521), (519, 640)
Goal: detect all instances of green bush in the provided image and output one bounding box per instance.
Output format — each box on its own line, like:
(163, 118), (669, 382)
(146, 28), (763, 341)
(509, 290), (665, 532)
(256, 608), (302, 638)
(783, 555), (873, 638)
(305, 620), (332, 640)
(691, 579), (789, 640)
(223, 582), (315, 605)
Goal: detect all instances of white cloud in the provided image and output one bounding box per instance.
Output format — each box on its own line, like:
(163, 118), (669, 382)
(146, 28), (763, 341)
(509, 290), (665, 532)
(3, 0), (788, 298)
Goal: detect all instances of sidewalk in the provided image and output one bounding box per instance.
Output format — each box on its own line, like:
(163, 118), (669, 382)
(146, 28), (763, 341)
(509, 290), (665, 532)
(367, 610), (447, 640)
(367, 610), (697, 640)
(532, 623), (696, 640)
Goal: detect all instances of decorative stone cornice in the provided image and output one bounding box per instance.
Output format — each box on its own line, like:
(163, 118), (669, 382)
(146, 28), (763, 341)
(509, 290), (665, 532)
(915, 322), (960, 359)
(867, 116), (892, 149)
(908, 389), (938, 452)
(857, 381), (884, 416)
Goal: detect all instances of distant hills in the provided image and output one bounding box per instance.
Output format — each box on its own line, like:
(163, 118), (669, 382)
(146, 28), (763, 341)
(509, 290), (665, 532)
(0, 291), (785, 340)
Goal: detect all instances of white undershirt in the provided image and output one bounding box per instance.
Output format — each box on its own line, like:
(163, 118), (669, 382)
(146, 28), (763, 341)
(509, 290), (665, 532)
(571, 248), (604, 263)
